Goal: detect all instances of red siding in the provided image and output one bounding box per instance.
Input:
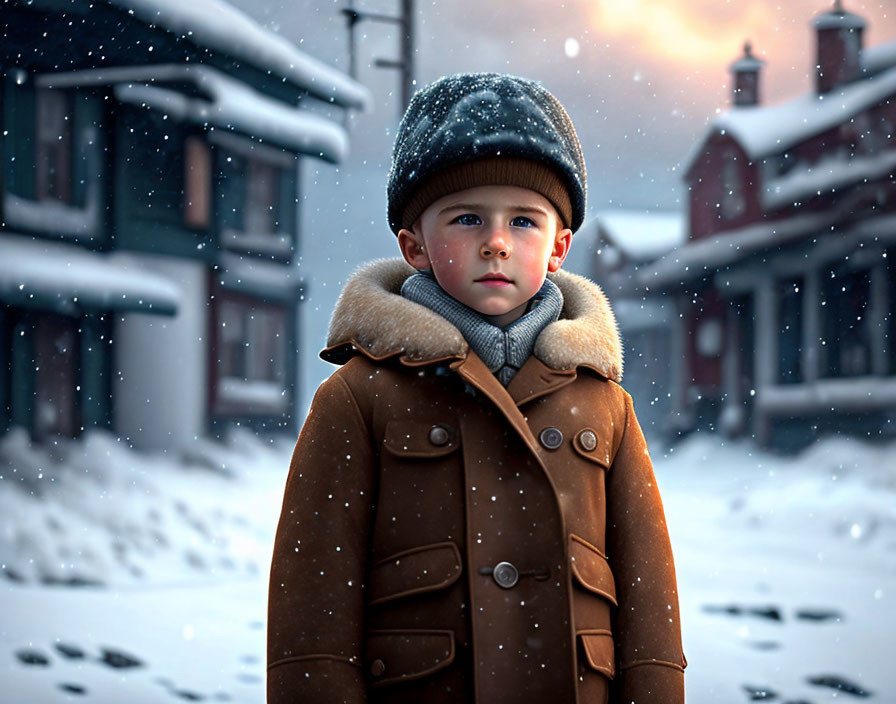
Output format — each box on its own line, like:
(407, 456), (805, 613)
(687, 135), (760, 241)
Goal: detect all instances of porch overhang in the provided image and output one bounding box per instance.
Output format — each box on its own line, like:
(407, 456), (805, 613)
(215, 252), (304, 305)
(639, 211), (834, 290)
(0, 233), (180, 316)
(38, 64), (350, 163)
(758, 378), (896, 416)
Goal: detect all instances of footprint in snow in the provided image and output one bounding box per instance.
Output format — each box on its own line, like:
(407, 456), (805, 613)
(55, 642), (86, 659)
(15, 648), (50, 666)
(794, 607), (842, 622)
(99, 646), (144, 669)
(58, 682), (87, 695)
(745, 640), (781, 651)
(807, 674), (872, 697)
(703, 603), (783, 621)
(742, 683), (777, 700)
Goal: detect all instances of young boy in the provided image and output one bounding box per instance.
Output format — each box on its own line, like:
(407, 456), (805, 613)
(267, 73), (686, 704)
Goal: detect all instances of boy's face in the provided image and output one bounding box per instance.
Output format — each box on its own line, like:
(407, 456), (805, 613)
(398, 185), (572, 328)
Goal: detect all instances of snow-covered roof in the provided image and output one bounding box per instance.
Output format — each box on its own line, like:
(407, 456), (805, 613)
(683, 62), (896, 172)
(640, 210), (835, 287)
(103, 0), (372, 111)
(729, 42), (764, 73)
(763, 148), (896, 211)
(0, 233), (181, 315)
(812, 6), (866, 31)
(612, 298), (674, 332)
(862, 40), (896, 76)
(217, 252), (302, 303)
(39, 64), (349, 163)
(591, 210), (686, 261)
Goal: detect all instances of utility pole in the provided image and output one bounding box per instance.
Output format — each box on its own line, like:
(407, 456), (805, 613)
(341, 0), (415, 116)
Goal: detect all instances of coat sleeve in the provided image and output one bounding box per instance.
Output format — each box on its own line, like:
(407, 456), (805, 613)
(267, 371), (376, 703)
(605, 389), (686, 703)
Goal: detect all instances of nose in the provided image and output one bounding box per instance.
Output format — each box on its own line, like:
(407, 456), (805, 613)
(479, 229), (510, 259)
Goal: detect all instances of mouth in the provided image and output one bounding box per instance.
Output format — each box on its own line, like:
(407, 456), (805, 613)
(475, 273), (513, 284)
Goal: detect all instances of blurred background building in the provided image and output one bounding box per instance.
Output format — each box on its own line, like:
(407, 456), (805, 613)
(565, 210), (684, 440)
(642, 1), (896, 450)
(0, 0), (368, 448)
(3, 0), (896, 454)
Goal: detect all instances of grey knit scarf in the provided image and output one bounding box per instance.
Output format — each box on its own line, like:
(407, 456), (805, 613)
(400, 269), (563, 386)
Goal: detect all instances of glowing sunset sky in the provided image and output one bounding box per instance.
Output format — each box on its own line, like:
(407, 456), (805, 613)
(584, 0), (896, 104)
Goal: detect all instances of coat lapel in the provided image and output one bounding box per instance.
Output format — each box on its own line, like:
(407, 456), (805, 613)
(506, 356), (577, 407)
(450, 352), (543, 460)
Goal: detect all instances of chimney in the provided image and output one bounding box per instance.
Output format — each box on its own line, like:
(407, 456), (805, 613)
(729, 41), (764, 107)
(813, 0), (866, 94)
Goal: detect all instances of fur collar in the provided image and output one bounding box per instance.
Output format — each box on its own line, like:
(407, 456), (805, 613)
(323, 258), (623, 382)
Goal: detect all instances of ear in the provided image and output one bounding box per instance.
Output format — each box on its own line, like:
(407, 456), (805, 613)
(397, 227), (431, 270)
(547, 227), (572, 273)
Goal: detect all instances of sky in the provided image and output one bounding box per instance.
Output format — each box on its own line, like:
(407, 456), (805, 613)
(222, 0), (896, 401)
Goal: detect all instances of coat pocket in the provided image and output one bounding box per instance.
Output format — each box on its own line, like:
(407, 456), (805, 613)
(364, 629), (455, 687)
(570, 533), (617, 680)
(570, 534), (617, 605)
(382, 420), (460, 459)
(368, 541), (463, 607)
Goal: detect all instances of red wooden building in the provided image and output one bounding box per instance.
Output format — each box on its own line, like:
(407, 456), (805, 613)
(644, 1), (896, 449)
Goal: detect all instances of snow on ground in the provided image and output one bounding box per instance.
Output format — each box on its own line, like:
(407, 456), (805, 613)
(2, 425), (895, 702)
(660, 432), (896, 703)
(1, 426), (289, 703)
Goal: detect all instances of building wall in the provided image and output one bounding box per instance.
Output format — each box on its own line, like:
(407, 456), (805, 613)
(687, 135), (759, 241)
(114, 255), (208, 450)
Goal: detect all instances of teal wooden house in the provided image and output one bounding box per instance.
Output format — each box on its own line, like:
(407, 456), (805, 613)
(0, 0), (370, 447)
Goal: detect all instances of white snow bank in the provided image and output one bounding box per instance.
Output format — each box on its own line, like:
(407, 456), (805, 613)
(0, 425), (291, 588)
(0, 232), (181, 315)
(103, 0), (372, 110)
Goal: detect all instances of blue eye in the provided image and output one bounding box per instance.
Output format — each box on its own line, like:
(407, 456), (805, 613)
(510, 216), (535, 228)
(453, 213), (481, 226)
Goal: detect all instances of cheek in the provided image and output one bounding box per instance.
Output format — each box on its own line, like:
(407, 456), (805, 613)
(428, 240), (475, 279)
(517, 247), (551, 285)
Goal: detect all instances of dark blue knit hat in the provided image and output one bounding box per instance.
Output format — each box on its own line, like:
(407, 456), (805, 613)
(387, 72), (587, 234)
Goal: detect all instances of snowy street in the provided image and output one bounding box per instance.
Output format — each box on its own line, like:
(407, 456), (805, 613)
(2, 427), (895, 703)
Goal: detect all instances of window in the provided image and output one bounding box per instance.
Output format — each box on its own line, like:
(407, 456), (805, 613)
(184, 136), (211, 229)
(214, 293), (288, 415)
(35, 88), (73, 203)
(822, 265), (871, 378)
(245, 159), (278, 235)
(888, 249), (896, 375)
(720, 154), (745, 220)
(33, 313), (80, 440)
(695, 317), (723, 357)
(128, 108), (184, 221)
(777, 277), (803, 384)
(217, 147), (295, 258)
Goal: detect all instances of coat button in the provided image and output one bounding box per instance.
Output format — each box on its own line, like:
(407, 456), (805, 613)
(539, 426), (563, 450)
(492, 561), (519, 589)
(370, 658), (386, 677)
(579, 429), (597, 452)
(429, 425), (450, 446)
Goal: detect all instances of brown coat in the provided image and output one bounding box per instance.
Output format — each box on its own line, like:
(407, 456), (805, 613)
(267, 259), (686, 703)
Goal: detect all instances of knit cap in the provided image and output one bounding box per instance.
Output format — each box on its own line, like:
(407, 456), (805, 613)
(387, 72), (587, 234)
